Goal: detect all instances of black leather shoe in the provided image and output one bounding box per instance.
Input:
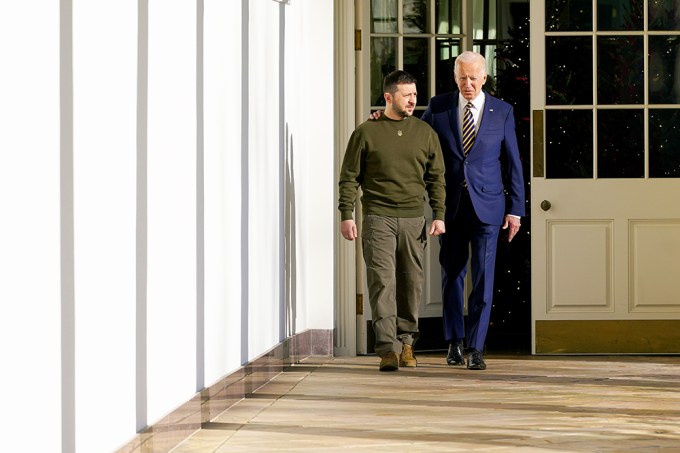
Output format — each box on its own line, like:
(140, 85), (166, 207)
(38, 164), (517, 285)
(446, 343), (465, 366)
(467, 349), (486, 370)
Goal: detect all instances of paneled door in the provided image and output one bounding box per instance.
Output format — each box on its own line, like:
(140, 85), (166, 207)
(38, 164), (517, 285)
(530, 0), (680, 353)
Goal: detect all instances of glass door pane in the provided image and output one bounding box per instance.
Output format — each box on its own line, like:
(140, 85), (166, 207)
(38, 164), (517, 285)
(404, 0), (429, 33)
(546, 0), (593, 31)
(597, 36), (644, 105)
(546, 37), (593, 106)
(542, 0), (680, 180)
(404, 38), (429, 106)
(371, 0), (397, 33)
(649, 1), (680, 30)
(649, 109), (680, 177)
(649, 36), (680, 104)
(597, 0), (643, 31)
(370, 37), (397, 106)
(435, 0), (461, 34)
(597, 109), (644, 178)
(435, 38), (459, 94)
(545, 110), (593, 178)
(369, 0), (462, 110)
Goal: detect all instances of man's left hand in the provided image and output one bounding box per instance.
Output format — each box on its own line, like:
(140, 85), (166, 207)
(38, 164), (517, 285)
(502, 215), (521, 242)
(429, 219), (445, 236)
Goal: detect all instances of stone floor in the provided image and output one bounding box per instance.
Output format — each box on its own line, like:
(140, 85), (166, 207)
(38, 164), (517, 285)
(171, 353), (680, 452)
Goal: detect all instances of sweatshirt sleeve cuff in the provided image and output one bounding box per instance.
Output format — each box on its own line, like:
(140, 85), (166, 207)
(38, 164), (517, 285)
(340, 211), (354, 221)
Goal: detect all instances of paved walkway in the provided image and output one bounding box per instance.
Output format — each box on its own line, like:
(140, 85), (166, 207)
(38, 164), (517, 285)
(172, 353), (680, 452)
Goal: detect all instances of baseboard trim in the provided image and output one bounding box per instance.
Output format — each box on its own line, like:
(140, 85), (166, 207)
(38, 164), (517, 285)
(536, 320), (680, 354)
(117, 329), (333, 453)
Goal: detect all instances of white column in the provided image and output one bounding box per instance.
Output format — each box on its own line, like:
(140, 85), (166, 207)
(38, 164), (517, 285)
(334, 0), (357, 356)
(203, 0), (244, 384)
(71, 1), (138, 450)
(247, 0), (282, 356)
(146, 0), (197, 423)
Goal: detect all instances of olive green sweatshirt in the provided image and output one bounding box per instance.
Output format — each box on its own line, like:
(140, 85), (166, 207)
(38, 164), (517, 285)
(338, 115), (446, 221)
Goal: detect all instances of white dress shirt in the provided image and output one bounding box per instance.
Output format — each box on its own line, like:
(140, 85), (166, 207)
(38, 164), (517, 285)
(458, 91), (485, 138)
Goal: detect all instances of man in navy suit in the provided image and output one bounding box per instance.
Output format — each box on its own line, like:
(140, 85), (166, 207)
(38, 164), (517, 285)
(421, 51), (525, 370)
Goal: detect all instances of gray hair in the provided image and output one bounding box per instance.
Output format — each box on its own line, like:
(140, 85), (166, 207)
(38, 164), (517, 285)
(454, 51), (487, 75)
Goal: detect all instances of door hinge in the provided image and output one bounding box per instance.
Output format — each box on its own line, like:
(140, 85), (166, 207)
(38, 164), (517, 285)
(356, 293), (363, 315)
(355, 29), (362, 51)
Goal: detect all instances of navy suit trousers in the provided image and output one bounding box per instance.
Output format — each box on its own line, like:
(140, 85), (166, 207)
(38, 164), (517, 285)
(439, 192), (500, 352)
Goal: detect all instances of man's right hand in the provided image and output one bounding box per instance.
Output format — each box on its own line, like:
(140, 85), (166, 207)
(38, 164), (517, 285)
(367, 110), (383, 121)
(340, 219), (358, 241)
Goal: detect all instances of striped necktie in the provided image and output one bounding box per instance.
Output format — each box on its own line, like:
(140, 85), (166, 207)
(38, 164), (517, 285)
(462, 101), (475, 155)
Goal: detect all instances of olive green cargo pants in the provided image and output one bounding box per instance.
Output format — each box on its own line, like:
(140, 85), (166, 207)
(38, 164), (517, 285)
(362, 215), (427, 357)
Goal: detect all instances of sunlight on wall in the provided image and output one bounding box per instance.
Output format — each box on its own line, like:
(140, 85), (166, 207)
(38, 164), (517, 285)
(285, 1), (335, 332)
(0, 1), (336, 451)
(0, 2), (62, 451)
(248, 0), (282, 358)
(146, 0), (197, 425)
(72, 0), (137, 450)
(203, 0), (244, 386)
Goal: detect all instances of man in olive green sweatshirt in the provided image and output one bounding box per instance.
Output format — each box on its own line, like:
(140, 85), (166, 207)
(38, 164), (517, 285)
(338, 70), (446, 372)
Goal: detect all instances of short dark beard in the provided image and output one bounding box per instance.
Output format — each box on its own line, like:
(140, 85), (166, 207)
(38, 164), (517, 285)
(390, 106), (412, 119)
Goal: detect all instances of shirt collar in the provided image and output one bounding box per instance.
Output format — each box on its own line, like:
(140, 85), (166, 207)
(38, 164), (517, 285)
(458, 91), (485, 111)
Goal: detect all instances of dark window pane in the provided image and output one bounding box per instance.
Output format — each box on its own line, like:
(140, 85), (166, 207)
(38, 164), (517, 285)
(475, 44), (498, 90)
(435, 0), (461, 34)
(597, 0), (643, 31)
(649, 35), (680, 104)
(404, 0), (428, 34)
(546, 37), (593, 105)
(435, 39), (459, 94)
(597, 36), (644, 104)
(546, 110), (594, 178)
(371, 0), (397, 33)
(649, 109), (680, 177)
(650, 0), (680, 30)
(597, 109), (644, 178)
(404, 38), (429, 99)
(546, 0), (593, 31)
(371, 37), (396, 106)
(474, 0), (497, 39)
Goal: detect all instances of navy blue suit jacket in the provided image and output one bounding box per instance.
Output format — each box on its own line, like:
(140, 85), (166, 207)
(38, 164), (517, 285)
(421, 91), (525, 225)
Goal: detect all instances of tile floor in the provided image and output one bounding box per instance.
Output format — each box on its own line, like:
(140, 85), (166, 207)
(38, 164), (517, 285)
(171, 353), (680, 452)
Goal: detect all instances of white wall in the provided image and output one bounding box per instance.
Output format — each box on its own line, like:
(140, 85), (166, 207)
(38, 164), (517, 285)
(72, 0), (138, 449)
(0, 2), (62, 451)
(248, 0), (283, 358)
(286, 0), (335, 332)
(203, 0), (244, 388)
(145, 0), (198, 425)
(0, 0), (335, 451)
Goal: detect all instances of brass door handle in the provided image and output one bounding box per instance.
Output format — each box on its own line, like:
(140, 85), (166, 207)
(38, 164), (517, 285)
(540, 200), (552, 211)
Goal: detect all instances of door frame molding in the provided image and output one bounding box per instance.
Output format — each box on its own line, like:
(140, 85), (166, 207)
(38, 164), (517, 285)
(333, 0), (357, 357)
(529, 0), (545, 355)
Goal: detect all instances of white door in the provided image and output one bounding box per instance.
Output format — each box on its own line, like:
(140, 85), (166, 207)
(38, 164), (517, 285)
(530, 0), (680, 354)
